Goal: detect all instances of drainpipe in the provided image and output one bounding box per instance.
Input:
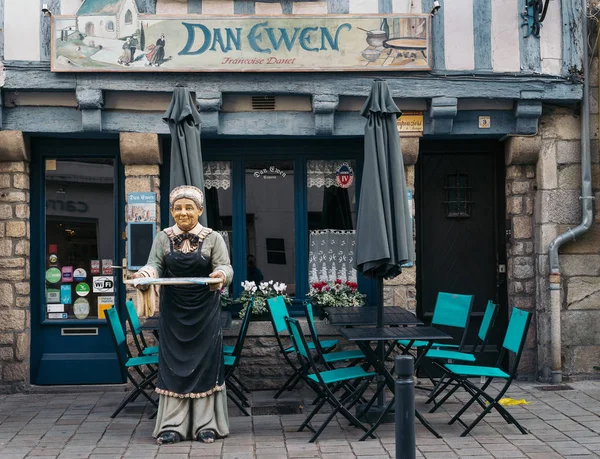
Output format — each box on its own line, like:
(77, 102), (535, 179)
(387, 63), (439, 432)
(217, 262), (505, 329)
(547, 0), (593, 384)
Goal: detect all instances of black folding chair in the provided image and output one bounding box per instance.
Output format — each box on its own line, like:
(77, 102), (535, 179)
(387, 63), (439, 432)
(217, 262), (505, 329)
(105, 307), (158, 418)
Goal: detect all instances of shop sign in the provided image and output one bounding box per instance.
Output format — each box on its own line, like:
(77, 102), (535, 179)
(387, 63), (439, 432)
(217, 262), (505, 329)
(73, 268), (87, 282)
(75, 282), (90, 297)
(47, 289), (60, 303)
(93, 277), (115, 293)
(102, 260), (114, 275)
(98, 296), (115, 319)
(74, 298), (90, 320)
(46, 268), (61, 284)
(60, 285), (72, 305)
(52, 14), (431, 72)
(335, 163), (354, 188)
(61, 266), (73, 283)
(47, 304), (65, 313)
(91, 260), (101, 275)
(48, 313), (68, 319)
(397, 111), (424, 136)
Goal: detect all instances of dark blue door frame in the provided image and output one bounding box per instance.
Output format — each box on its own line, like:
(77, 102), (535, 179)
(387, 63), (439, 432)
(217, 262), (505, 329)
(160, 137), (376, 310)
(30, 138), (126, 384)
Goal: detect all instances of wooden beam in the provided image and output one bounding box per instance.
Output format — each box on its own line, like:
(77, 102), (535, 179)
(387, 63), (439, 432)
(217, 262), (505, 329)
(0, 65), (583, 101)
(561, 0), (584, 77)
(473, 0), (492, 71)
(422, 0), (445, 70)
(519, 0), (542, 73)
(40, 0), (60, 61)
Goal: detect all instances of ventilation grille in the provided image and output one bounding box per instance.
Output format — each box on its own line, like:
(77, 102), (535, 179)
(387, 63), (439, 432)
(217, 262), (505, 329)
(251, 404), (302, 416)
(251, 95), (276, 111)
(536, 385), (574, 391)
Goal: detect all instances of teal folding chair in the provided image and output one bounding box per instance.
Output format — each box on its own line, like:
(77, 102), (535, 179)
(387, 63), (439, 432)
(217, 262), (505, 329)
(304, 301), (365, 366)
(125, 299), (158, 356)
(435, 307), (532, 436)
(285, 317), (377, 443)
(267, 296), (338, 399)
(398, 292), (474, 351)
(224, 298), (254, 416)
(425, 300), (499, 411)
(105, 307), (158, 418)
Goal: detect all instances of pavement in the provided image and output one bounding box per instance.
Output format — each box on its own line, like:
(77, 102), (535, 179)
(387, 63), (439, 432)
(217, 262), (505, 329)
(0, 380), (599, 459)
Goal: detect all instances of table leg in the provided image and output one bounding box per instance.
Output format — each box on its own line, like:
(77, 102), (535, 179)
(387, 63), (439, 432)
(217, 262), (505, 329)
(356, 340), (442, 439)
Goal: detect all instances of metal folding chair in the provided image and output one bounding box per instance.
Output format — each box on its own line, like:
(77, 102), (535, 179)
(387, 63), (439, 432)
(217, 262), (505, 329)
(267, 296), (338, 399)
(125, 299), (158, 356)
(436, 307), (532, 436)
(224, 298), (254, 416)
(286, 317), (376, 442)
(105, 307), (158, 418)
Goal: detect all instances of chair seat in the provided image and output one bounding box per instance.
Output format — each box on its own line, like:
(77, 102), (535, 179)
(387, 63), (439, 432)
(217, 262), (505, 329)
(308, 367), (377, 385)
(285, 339), (338, 354)
(223, 345), (235, 355)
(445, 364), (510, 379)
(398, 339), (459, 349)
(142, 346), (158, 355)
(426, 349), (476, 362)
(126, 355), (158, 367)
(224, 355), (236, 366)
(323, 350), (365, 363)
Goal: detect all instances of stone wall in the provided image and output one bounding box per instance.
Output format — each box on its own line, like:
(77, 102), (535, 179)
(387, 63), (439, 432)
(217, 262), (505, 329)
(535, 96), (600, 379)
(0, 160), (31, 393)
(506, 161), (537, 376)
(383, 138), (418, 310)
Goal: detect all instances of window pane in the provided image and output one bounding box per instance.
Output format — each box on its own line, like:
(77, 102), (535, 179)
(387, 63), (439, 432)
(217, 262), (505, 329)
(45, 159), (115, 320)
(307, 160), (357, 285)
(204, 161), (233, 296)
(245, 160), (295, 295)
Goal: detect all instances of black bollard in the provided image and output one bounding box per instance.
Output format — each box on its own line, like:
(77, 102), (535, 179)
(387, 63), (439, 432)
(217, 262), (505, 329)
(395, 355), (415, 459)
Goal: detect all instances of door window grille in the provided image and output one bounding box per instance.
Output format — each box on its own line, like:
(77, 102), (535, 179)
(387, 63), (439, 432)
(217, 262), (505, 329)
(444, 172), (472, 218)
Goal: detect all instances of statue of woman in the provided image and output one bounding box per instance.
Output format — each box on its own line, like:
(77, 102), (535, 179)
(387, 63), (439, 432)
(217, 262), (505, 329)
(133, 185), (233, 445)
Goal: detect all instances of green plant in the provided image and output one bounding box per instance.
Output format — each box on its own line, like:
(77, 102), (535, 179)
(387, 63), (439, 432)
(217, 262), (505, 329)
(307, 279), (366, 307)
(236, 280), (291, 318)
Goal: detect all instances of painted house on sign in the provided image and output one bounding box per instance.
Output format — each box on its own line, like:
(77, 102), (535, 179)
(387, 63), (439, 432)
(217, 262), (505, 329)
(77, 0), (139, 39)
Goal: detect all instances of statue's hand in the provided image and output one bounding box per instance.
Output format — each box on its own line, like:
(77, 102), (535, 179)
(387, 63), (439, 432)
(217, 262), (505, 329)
(209, 271), (225, 291)
(132, 271), (149, 290)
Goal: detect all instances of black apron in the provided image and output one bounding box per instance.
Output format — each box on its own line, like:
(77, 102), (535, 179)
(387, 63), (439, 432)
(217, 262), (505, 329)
(156, 239), (224, 396)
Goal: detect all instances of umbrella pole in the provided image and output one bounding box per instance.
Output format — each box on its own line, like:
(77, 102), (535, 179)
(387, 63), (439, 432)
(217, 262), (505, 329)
(377, 277), (386, 408)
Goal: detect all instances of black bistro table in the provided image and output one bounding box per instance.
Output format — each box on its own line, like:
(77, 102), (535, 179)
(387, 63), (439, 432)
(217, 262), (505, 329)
(340, 325), (452, 439)
(325, 306), (423, 327)
(141, 310), (233, 333)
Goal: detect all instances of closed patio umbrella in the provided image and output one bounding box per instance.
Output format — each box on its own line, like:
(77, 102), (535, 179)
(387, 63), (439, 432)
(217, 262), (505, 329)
(355, 79), (414, 328)
(163, 85), (207, 226)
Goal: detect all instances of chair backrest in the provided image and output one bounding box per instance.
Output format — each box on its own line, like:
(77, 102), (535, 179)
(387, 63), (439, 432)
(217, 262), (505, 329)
(125, 299), (142, 335)
(502, 307), (531, 356)
(105, 307), (128, 365)
(267, 295), (290, 335)
(232, 298), (254, 358)
(303, 301), (324, 354)
(478, 300), (498, 342)
(286, 317), (325, 385)
(431, 292), (473, 329)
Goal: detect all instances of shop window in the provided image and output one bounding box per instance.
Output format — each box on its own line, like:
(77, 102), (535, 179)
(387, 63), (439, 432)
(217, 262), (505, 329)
(204, 161), (233, 295)
(245, 160), (295, 295)
(307, 160), (357, 285)
(266, 238), (286, 265)
(44, 159), (115, 320)
(444, 172), (472, 218)
(106, 21), (114, 32)
(124, 10), (133, 24)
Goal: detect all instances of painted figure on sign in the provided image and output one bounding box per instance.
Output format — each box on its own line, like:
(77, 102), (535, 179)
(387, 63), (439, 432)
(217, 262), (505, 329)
(133, 186), (232, 445)
(146, 33), (166, 66)
(118, 37), (133, 65)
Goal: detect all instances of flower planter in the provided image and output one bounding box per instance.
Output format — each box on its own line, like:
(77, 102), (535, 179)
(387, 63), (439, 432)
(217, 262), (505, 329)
(311, 303), (327, 320)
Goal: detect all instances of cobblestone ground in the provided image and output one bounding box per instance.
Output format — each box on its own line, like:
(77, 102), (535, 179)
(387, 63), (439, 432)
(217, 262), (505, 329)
(0, 381), (599, 458)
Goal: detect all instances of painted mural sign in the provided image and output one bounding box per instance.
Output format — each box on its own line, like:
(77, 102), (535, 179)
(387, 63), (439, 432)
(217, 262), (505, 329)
(51, 1), (431, 72)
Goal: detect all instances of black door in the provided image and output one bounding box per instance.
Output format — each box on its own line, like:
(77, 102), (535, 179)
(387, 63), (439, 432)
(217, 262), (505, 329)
(416, 141), (508, 366)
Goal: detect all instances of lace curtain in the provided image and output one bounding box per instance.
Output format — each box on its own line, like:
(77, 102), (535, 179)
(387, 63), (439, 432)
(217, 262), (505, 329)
(309, 229), (357, 284)
(204, 161), (231, 190)
(307, 160), (351, 188)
